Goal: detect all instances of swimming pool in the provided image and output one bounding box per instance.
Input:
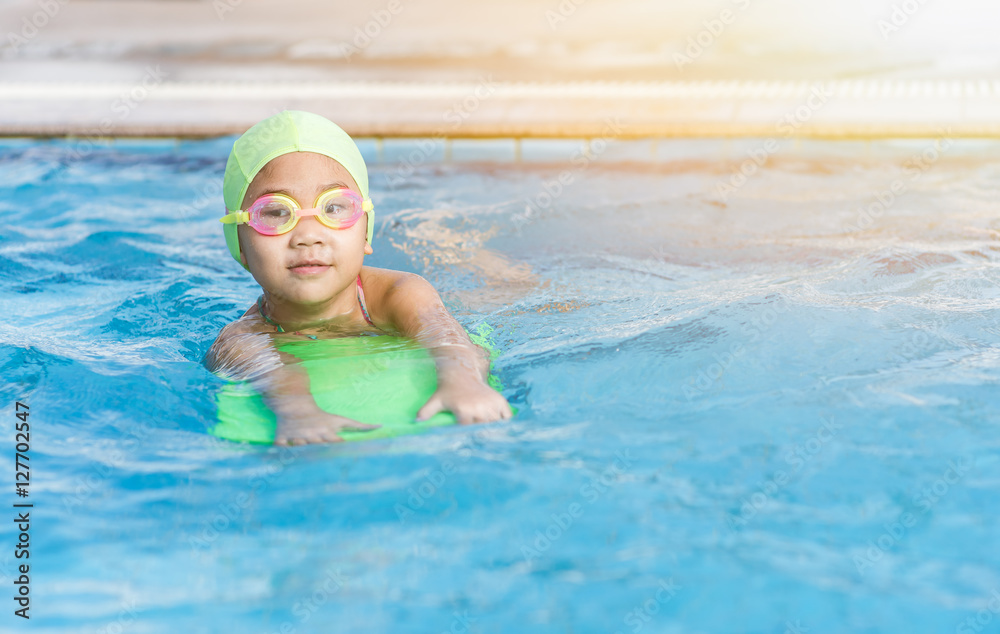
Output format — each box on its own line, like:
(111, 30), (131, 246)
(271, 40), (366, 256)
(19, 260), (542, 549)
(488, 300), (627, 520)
(3, 135), (999, 633)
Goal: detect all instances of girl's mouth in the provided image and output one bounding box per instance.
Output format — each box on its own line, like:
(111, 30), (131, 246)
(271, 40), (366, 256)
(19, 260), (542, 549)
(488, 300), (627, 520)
(290, 264), (330, 275)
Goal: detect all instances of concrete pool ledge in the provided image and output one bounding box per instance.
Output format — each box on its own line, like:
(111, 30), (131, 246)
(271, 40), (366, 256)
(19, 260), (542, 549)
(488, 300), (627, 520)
(2, 79), (1000, 139)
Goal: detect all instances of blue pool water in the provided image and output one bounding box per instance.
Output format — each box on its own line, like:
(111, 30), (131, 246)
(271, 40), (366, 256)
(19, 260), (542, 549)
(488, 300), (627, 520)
(2, 136), (1000, 633)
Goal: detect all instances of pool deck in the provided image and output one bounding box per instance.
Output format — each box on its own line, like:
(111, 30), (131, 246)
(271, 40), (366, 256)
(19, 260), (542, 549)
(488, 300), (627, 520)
(4, 79), (999, 139)
(3, 0), (1000, 139)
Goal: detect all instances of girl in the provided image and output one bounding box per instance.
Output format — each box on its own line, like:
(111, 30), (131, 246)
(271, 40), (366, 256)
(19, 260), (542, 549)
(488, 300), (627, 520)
(204, 110), (512, 446)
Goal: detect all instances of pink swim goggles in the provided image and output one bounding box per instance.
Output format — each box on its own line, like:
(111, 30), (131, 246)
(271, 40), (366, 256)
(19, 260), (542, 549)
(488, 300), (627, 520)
(219, 188), (372, 236)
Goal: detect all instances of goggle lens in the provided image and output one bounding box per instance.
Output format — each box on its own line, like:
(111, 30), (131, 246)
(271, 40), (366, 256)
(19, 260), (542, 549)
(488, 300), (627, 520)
(255, 198), (295, 233)
(245, 190), (365, 235)
(317, 190), (364, 228)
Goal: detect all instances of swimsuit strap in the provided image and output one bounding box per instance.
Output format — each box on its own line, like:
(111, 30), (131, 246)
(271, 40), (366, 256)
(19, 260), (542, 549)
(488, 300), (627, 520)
(257, 294), (286, 333)
(356, 273), (374, 326)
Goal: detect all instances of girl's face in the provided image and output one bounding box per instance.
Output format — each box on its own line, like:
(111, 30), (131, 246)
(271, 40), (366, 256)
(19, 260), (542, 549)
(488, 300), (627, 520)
(237, 151), (373, 308)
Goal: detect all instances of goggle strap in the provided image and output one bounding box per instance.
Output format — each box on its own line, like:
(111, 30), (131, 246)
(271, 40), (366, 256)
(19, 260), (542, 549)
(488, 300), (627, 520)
(219, 211), (249, 225)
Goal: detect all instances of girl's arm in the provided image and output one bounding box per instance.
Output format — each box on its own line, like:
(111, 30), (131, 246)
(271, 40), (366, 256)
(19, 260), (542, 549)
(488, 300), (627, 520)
(203, 321), (379, 445)
(377, 271), (513, 424)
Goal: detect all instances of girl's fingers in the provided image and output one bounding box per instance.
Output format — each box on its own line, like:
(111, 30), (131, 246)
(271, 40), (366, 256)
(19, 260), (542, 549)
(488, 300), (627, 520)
(342, 421), (381, 432)
(416, 397), (443, 422)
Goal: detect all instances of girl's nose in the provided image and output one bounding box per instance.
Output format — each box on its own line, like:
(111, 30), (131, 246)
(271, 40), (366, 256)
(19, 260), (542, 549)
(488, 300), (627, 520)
(290, 214), (329, 245)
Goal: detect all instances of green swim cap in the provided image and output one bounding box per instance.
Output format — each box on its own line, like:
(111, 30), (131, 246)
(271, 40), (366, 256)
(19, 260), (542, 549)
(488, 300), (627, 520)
(222, 110), (373, 270)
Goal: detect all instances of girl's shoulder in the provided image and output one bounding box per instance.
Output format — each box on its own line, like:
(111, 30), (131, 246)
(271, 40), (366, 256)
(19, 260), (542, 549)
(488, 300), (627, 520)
(359, 265), (418, 299)
(359, 266), (430, 327)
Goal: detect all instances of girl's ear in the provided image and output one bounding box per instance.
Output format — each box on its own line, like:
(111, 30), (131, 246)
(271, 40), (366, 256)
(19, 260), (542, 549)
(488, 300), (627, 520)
(364, 242), (374, 255)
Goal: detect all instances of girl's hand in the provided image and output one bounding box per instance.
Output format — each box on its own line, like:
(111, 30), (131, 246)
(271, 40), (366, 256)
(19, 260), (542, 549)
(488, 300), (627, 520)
(416, 376), (513, 425)
(274, 399), (381, 446)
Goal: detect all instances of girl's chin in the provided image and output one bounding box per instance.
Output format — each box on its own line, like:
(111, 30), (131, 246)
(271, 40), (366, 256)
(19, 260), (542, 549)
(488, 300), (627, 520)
(268, 283), (342, 305)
